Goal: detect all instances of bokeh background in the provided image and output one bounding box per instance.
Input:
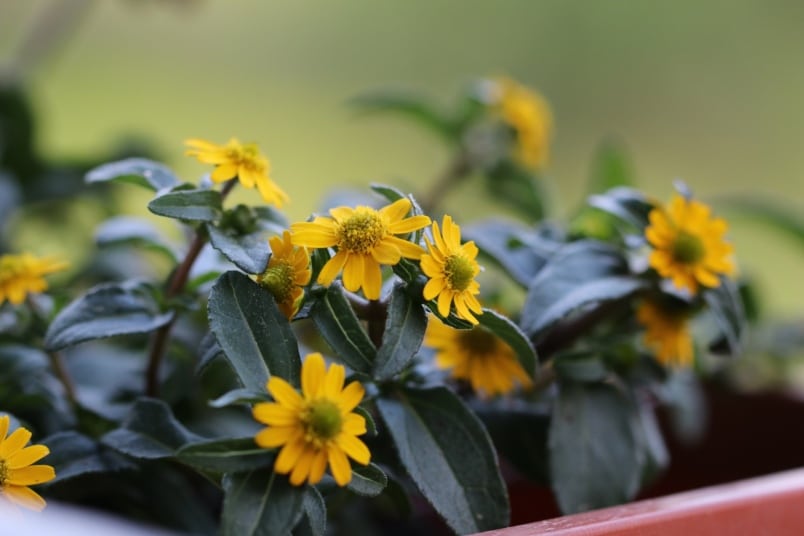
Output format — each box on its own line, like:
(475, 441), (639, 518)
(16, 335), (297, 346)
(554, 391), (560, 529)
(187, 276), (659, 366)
(1, 0), (802, 316)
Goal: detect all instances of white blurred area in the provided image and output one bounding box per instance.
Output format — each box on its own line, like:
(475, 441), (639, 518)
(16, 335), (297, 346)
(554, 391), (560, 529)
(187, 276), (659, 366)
(2, 502), (176, 536)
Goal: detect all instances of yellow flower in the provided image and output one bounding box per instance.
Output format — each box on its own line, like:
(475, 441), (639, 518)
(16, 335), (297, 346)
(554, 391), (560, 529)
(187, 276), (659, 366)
(494, 77), (553, 169)
(0, 253), (68, 306)
(252, 353), (370, 486)
(420, 215), (483, 325)
(646, 194), (735, 294)
(290, 198), (431, 300)
(0, 415), (56, 512)
(257, 231), (311, 319)
(185, 137), (289, 207)
(425, 316), (532, 397)
(637, 300), (694, 367)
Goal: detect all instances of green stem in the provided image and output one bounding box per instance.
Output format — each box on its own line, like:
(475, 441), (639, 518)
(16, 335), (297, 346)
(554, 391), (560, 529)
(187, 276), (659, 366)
(48, 350), (77, 407)
(145, 179), (237, 396)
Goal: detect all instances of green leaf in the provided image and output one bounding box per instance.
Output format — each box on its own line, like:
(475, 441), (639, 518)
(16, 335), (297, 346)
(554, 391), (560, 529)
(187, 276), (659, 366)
(221, 470), (306, 536)
(373, 285), (427, 380)
(553, 352), (608, 383)
(478, 405), (550, 484)
(351, 91), (456, 142)
(177, 437), (274, 474)
(703, 276), (745, 356)
(208, 271), (302, 391)
(587, 139), (635, 194)
(478, 308), (538, 376)
(42, 431), (137, 484)
(209, 388), (270, 408)
(309, 284), (376, 374)
(95, 216), (178, 261)
(353, 405), (378, 437)
(549, 382), (642, 514)
(85, 157), (180, 191)
(464, 218), (557, 287)
(44, 280), (175, 351)
(633, 403), (669, 486)
(588, 187), (654, 231)
(207, 223), (271, 274)
(101, 398), (202, 459)
(377, 386), (509, 534)
(521, 241), (642, 337)
(148, 186), (223, 222)
(301, 487), (326, 536)
(347, 463), (388, 497)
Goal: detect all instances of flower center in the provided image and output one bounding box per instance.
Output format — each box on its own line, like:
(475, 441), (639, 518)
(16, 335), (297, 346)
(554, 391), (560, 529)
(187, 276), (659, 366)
(0, 458), (8, 487)
(444, 254), (475, 292)
(337, 210), (386, 254)
(671, 231), (706, 264)
(458, 326), (498, 356)
(258, 261), (295, 303)
(303, 399), (343, 443)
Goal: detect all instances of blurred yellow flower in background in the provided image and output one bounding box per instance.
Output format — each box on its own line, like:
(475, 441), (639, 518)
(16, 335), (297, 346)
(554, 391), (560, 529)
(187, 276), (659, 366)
(290, 198), (430, 300)
(494, 77), (553, 169)
(185, 138), (289, 207)
(0, 415), (56, 512)
(637, 300), (694, 367)
(425, 316), (532, 397)
(0, 253), (68, 306)
(252, 353), (370, 486)
(646, 194), (735, 294)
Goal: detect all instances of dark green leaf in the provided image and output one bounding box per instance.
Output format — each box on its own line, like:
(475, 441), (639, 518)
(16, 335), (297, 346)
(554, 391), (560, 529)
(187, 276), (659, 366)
(197, 332), (224, 374)
(148, 187), (223, 222)
(464, 218), (557, 287)
(353, 405), (378, 437)
(101, 398), (202, 459)
(208, 271), (301, 391)
(703, 277), (746, 356)
(373, 285), (427, 380)
(209, 388), (270, 408)
(95, 216), (178, 261)
(207, 223), (271, 274)
(553, 352), (608, 383)
(478, 308), (537, 376)
(351, 91), (455, 142)
(85, 157), (180, 191)
(309, 284), (376, 374)
(549, 383), (642, 514)
(177, 437), (274, 474)
(44, 280), (174, 351)
(222, 470), (306, 536)
(633, 403), (669, 486)
(301, 487), (326, 536)
(588, 187), (653, 230)
(478, 405), (550, 484)
(42, 431), (137, 484)
(377, 386), (509, 534)
(521, 241), (642, 337)
(347, 463), (388, 497)
(587, 139), (635, 194)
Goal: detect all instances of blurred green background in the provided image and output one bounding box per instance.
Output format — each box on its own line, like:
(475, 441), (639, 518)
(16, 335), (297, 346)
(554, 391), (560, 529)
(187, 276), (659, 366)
(2, 0), (802, 316)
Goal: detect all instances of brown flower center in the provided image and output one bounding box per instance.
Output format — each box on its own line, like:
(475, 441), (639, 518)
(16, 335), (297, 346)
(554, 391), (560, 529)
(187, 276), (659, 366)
(457, 326), (498, 356)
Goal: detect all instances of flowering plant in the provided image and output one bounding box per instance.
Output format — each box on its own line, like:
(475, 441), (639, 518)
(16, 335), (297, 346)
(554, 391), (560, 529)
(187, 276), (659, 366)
(1, 77), (753, 534)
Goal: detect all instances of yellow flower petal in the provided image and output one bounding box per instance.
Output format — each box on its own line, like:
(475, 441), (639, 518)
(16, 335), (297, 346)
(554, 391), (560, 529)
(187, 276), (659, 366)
(254, 426), (297, 448)
(0, 428), (31, 458)
(2, 485), (47, 512)
(337, 382), (365, 414)
(253, 403), (298, 426)
(7, 465), (55, 486)
(317, 250), (348, 287)
(308, 449), (328, 485)
(302, 353), (326, 399)
(336, 434), (371, 465)
(7, 445), (49, 470)
(342, 254), (365, 293)
(327, 446), (352, 486)
(268, 377), (304, 410)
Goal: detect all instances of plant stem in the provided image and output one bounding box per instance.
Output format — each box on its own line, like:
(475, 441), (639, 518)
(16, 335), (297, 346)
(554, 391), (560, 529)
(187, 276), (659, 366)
(144, 179), (237, 396)
(419, 149), (472, 214)
(366, 299), (387, 348)
(48, 350), (77, 406)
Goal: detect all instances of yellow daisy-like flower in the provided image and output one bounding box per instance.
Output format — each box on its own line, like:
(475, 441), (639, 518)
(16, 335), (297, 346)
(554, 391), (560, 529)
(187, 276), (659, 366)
(420, 215), (483, 325)
(494, 77), (553, 169)
(257, 231), (311, 319)
(637, 300), (694, 367)
(646, 194), (735, 294)
(0, 415), (56, 512)
(252, 353), (370, 486)
(185, 137), (289, 207)
(0, 253), (68, 306)
(425, 316), (532, 397)
(290, 198), (431, 300)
